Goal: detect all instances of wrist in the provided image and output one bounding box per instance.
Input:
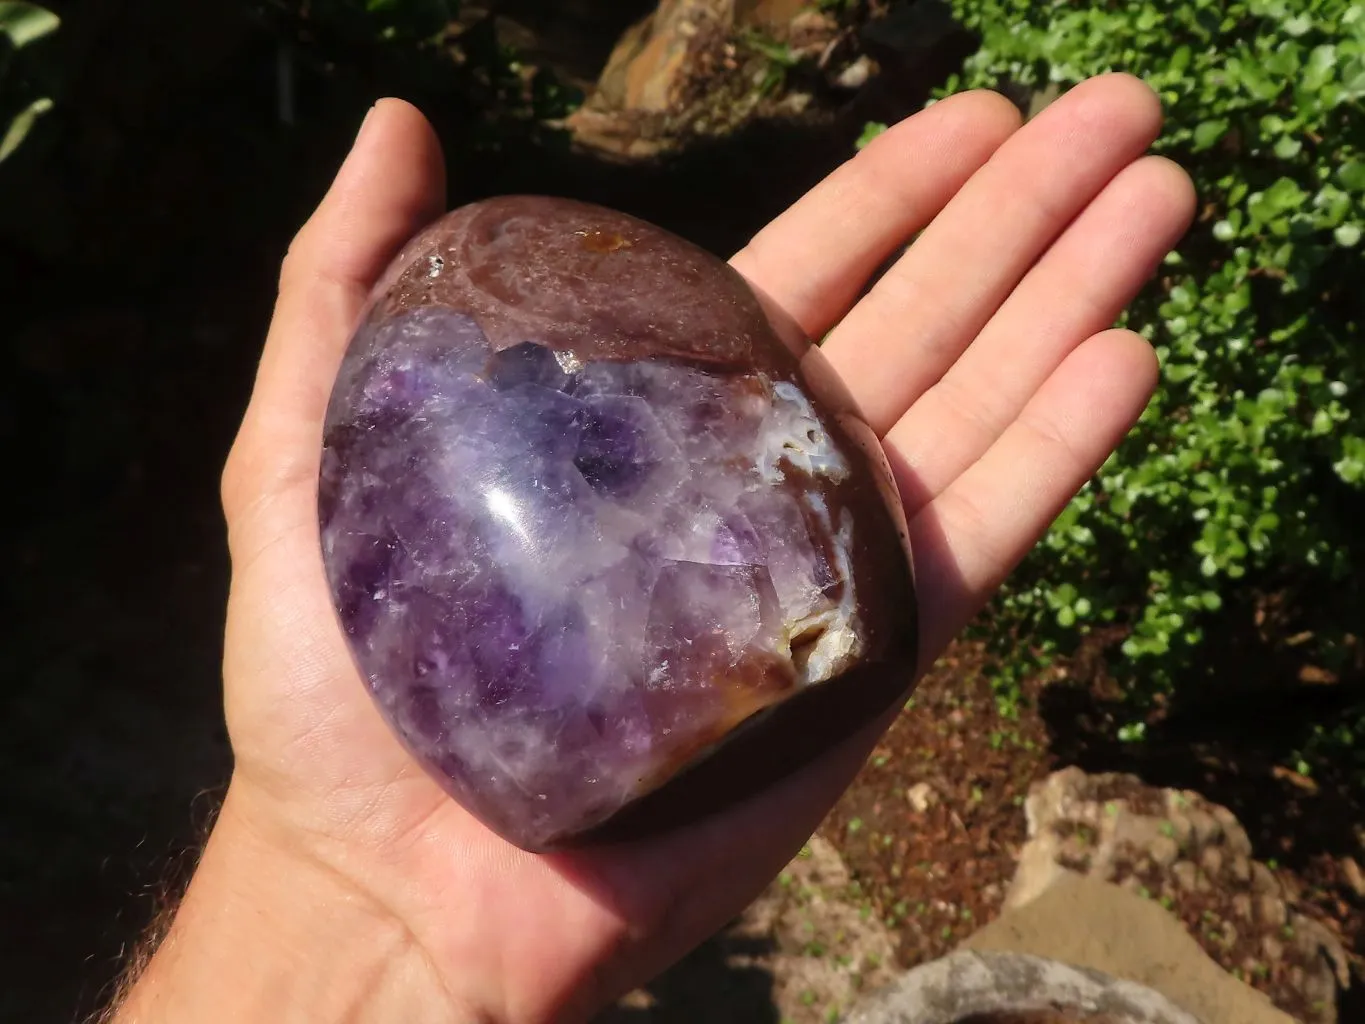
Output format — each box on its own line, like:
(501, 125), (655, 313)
(109, 781), (474, 1024)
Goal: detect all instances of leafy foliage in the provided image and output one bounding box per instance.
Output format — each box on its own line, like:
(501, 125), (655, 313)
(0, 2), (59, 162)
(907, 1), (1365, 729)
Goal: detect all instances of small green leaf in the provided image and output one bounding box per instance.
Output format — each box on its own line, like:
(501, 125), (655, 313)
(856, 122), (888, 151)
(1273, 136), (1303, 159)
(1304, 45), (1338, 90)
(1283, 14), (1313, 36)
(1193, 119), (1229, 150)
(0, 1), (59, 47)
(1118, 722), (1147, 744)
(1336, 223), (1363, 247)
(0, 95), (53, 163)
(1339, 160), (1365, 193)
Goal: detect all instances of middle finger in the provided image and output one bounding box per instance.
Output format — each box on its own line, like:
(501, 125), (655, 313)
(822, 73), (1163, 435)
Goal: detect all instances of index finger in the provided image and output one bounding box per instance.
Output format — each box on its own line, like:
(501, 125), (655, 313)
(729, 90), (1021, 341)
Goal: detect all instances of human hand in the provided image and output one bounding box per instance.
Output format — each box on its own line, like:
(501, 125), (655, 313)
(113, 74), (1193, 1024)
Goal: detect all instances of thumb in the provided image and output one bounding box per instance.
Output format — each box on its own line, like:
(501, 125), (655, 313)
(222, 98), (446, 555)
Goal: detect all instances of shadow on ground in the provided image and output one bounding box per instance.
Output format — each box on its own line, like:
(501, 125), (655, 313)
(1041, 629), (1365, 875)
(593, 933), (782, 1024)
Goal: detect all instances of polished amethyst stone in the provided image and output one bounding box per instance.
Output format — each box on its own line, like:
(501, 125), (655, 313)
(320, 196), (915, 850)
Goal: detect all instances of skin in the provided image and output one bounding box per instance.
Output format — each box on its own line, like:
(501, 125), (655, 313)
(110, 74), (1195, 1024)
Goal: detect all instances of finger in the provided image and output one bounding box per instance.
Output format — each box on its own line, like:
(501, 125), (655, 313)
(887, 155), (1194, 512)
(898, 329), (1157, 668)
(729, 89), (1022, 339)
(258, 97), (446, 435)
(223, 99), (445, 532)
(823, 73), (1164, 435)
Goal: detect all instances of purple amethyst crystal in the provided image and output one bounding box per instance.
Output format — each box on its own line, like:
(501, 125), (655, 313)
(320, 196), (916, 850)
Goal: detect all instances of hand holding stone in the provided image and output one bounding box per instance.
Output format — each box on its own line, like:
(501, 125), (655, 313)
(129, 78), (1193, 1024)
(320, 194), (920, 852)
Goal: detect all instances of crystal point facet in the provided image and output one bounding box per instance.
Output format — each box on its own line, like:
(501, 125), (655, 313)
(320, 196), (916, 850)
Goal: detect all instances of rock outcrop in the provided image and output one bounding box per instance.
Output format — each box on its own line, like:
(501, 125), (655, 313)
(844, 948), (1204, 1024)
(1003, 768), (1350, 1024)
(565, 0), (850, 158)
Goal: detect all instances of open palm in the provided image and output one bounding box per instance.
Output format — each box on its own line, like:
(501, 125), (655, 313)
(214, 75), (1193, 1023)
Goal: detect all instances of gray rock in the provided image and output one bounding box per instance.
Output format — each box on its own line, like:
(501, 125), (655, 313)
(1201, 845), (1225, 878)
(960, 874), (1297, 1024)
(1172, 860), (1201, 893)
(842, 949), (1204, 1024)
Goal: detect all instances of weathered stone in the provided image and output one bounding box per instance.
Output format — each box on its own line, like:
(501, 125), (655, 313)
(319, 196), (915, 850)
(1187, 807), (1225, 848)
(737, 0), (808, 30)
(959, 875), (1297, 1024)
(1201, 845), (1225, 878)
(1172, 860), (1201, 893)
(1256, 894), (1287, 929)
(1294, 917), (1353, 989)
(1166, 812), (1197, 849)
(565, 0), (849, 159)
(1217, 808), (1255, 857)
(834, 54), (875, 90)
(1262, 934), (1284, 962)
(1001, 768), (1349, 1023)
(1151, 835), (1181, 868)
(905, 781), (938, 814)
(579, 0), (732, 116)
(1252, 863), (1280, 896)
(843, 949), (1204, 1024)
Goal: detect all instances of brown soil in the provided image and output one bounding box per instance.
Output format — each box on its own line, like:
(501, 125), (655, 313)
(819, 643), (1044, 956)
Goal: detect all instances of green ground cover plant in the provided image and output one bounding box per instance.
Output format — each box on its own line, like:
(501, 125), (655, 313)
(904, 0), (1365, 755)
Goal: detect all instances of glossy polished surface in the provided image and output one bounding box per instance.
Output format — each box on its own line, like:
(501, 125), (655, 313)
(320, 196), (915, 850)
